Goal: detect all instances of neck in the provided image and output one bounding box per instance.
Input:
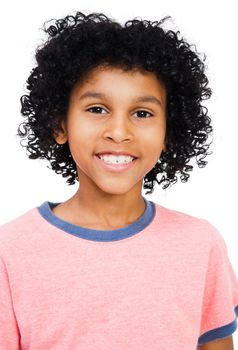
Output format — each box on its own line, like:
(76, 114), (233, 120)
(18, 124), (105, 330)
(55, 184), (146, 230)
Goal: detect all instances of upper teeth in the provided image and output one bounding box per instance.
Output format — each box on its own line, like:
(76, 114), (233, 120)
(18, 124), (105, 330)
(98, 154), (135, 164)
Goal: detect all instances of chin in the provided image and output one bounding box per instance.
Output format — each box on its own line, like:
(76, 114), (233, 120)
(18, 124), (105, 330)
(96, 183), (138, 196)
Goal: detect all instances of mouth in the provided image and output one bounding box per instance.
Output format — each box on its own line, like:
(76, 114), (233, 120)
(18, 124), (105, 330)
(95, 152), (137, 158)
(95, 154), (137, 162)
(94, 154), (137, 172)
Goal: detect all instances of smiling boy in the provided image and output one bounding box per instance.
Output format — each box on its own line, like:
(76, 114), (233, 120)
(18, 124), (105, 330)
(0, 11), (237, 350)
(53, 67), (166, 230)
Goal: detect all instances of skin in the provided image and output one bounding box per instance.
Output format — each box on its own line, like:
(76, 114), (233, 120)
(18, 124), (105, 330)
(54, 66), (167, 229)
(198, 336), (234, 349)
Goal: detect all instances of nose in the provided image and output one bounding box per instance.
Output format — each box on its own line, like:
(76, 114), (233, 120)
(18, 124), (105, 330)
(103, 113), (133, 143)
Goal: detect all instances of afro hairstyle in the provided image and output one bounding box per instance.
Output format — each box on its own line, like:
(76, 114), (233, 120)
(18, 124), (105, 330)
(18, 11), (213, 194)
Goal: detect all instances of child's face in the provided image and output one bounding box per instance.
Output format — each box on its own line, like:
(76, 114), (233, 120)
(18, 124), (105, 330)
(56, 66), (166, 196)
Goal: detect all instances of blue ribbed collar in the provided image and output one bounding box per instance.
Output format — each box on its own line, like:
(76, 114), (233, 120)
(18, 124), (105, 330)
(37, 197), (156, 242)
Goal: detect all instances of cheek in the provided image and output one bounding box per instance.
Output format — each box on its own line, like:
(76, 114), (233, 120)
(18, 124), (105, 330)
(67, 119), (96, 144)
(66, 126), (98, 165)
(142, 128), (165, 149)
(141, 130), (165, 165)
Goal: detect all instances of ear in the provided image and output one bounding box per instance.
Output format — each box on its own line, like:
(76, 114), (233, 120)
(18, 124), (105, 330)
(54, 120), (68, 144)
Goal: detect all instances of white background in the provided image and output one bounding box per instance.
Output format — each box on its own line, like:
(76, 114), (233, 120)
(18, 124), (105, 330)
(0, 0), (237, 346)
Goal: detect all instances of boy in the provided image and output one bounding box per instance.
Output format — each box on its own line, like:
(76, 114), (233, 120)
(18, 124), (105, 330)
(0, 11), (237, 349)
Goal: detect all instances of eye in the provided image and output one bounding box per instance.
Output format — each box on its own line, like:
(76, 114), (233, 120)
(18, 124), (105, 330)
(86, 106), (107, 114)
(86, 107), (153, 118)
(134, 110), (153, 118)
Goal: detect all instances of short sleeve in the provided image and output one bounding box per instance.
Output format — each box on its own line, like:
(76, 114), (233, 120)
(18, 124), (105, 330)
(0, 256), (20, 349)
(197, 228), (238, 346)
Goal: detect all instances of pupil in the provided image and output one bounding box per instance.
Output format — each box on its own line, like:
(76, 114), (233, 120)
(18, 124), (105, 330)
(138, 111), (146, 117)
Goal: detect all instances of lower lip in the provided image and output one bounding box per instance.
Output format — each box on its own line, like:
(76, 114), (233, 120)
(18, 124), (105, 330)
(94, 155), (137, 172)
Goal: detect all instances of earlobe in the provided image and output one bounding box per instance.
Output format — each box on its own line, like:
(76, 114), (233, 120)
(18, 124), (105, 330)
(55, 132), (68, 145)
(54, 120), (68, 145)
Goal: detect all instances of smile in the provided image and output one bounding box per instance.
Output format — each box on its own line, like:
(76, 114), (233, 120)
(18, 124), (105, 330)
(95, 155), (137, 172)
(98, 154), (135, 164)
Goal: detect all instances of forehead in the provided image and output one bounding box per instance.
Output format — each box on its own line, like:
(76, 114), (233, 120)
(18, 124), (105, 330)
(72, 65), (166, 102)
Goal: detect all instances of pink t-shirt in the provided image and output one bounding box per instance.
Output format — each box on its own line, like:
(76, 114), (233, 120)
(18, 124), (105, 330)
(0, 198), (237, 349)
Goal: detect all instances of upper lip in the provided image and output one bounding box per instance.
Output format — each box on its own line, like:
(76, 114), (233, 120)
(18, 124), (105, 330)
(96, 151), (138, 158)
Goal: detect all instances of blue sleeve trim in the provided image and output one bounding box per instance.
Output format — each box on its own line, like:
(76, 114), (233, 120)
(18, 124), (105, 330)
(197, 305), (238, 345)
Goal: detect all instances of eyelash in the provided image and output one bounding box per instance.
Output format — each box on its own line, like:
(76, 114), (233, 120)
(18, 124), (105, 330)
(86, 106), (153, 118)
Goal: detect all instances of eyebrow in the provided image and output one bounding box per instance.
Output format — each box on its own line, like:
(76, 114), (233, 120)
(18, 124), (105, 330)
(78, 91), (162, 106)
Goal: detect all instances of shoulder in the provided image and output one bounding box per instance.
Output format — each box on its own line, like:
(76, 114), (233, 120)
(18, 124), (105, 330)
(152, 201), (224, 247)
(0, 206), (42, 254)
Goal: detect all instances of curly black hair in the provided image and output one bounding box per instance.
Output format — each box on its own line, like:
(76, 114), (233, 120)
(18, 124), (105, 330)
(18, 11), (212, 194)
